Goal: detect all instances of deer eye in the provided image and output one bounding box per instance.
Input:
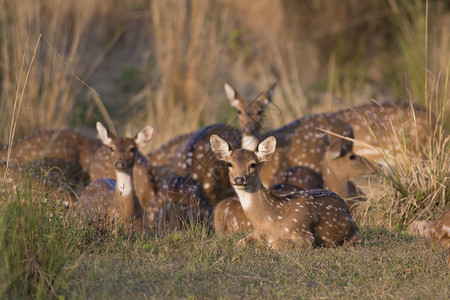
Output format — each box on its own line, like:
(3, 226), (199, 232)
(250, 163), (257, 169)
(349, 154), (356, 160)
(129, 147), (137, 153)
(226, 162), (233, 168)
(109, 146), (115, 152)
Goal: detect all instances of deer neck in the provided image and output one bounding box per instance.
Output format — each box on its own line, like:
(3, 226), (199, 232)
(115, 169), (139, 219)
(233, 179), (278, 225)
(322, 165), (348, 198)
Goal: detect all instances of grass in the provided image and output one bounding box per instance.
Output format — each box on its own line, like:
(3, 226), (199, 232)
(1, 179), (449, 299)
(0, 176), (83, 299)
(66, 227), (450, 299)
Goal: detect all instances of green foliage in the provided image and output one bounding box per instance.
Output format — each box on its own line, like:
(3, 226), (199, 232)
(0, 178), (82, 299)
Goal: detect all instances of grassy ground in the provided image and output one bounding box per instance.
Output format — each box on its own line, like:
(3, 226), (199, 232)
(1, 180), (448, 299)
(68, 227), (450, 299)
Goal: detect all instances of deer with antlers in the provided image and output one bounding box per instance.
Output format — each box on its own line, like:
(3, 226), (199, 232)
(210, 134), (359, 248)
(408, 210), (450, 268)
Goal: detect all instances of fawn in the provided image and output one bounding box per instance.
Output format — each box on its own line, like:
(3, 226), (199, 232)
(408, 210), (450, 268)
(213, 138), (378, 233)
(210, 134), (359, 248)
(75, 122), (153, 231)
(333, 101), (438, 165)
(88, 125), (161, 216)
(155, 84), (277, 211)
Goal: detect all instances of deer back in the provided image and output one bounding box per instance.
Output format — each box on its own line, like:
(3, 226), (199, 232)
(147, 132), (193, 180)
(169, 124), (242, 206)
(333, 102), (438, 162)
(258, 113), (353, 186)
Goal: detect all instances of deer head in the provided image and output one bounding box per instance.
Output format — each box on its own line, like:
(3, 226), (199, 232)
(224, 83), (276, 150)
(323, 138), (381, 181)
(210, 134), (276, 190)
(96, 122), (153, 173)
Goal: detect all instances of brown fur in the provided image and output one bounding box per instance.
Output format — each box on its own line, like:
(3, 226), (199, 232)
(408, 210), (450, 268)
(76, 122), (154, 232)
(333, 102), (438, 163)
(257, 113), (354, 187)
(210, 134), (359, 249)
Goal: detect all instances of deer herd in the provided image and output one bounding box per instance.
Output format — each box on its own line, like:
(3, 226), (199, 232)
(1, 83), (448, 267)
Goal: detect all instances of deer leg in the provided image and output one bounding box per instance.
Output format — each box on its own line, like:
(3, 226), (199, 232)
(237, 232), (263, 247)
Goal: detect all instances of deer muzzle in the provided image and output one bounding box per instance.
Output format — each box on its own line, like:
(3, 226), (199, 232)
(114, 160), (129, 170)
(233, 176), (247, 186)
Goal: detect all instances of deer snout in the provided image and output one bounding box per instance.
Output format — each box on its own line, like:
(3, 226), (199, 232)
(114, 159), (129, 170)
(233, 176), (247, 186)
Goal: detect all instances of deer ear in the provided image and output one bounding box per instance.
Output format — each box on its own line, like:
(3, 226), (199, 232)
(96, 122), (114, 147)
(326, 139), (351, 160)
(135, 125), (154, 149)
(224, 83), (241, 109)
(210, 134), (232, 161)
(255, 136), (276, 162)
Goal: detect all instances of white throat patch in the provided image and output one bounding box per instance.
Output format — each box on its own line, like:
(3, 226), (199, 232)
(234, 188), (253, 211)
(116, 171), (133, 196)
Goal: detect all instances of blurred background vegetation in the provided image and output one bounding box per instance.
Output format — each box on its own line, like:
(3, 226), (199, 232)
(0, 0), (449, 148)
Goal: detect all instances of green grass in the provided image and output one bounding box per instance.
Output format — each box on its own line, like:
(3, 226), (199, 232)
(66, 226), (449, 299)
(0, 177), (84, 299)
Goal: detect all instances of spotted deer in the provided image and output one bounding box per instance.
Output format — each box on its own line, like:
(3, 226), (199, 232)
(254, 113), (355, 187)
(408, 210), (450, 268)
(152, 84), (277, 218)
(213, 138), (379, 233)
(0, 129), (101, 187)
(210, 134), (359, 248)
(150, 124), (241, 220)
(147, 132), (193, 180)
(1, 158), (83, 207)
(333, 101), (438, 165)
(224, 83), (276, 150)
(88, 126), (161, 216)
(75, 122), (154, 231)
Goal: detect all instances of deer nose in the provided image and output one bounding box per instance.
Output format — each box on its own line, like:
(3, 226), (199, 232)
(115, 160), (128, 170)
(234, 177), (246, 186)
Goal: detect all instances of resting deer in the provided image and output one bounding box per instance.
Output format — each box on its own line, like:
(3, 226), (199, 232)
(147, 132), (193, 180)
(210, 134), (359, 248)
(408, 210), (450, 268)
(224, 83), (276, 150)
(75, 122), (153, 231)
(255, 113), (355, 187)
(0, 129), (101, 187)
(333, 101), (438, 165)
(154, 83), (277, 216)
(88, 126), (161, 216)
(213, 138), (379, 233)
